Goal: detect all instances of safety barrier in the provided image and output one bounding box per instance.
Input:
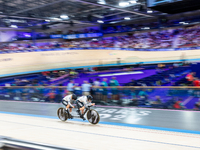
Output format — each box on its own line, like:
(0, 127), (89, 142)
(0, 86), (200, 110)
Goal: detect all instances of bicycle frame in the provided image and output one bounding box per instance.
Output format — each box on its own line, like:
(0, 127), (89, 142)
(65, 106), (91, 118)
(82, 107), (91, 116)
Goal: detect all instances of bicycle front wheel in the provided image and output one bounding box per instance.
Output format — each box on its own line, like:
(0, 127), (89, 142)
(57, 107), (68, 121)
(86, 109), (100, 125)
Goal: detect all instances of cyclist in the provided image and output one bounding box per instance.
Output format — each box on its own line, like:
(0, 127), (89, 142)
(76, 95), (95, 120)
(62, 94), (77, 119)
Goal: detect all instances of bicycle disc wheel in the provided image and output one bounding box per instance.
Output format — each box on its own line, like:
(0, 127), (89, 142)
(57, 107), (68, 121)
(86, 109), (100, 125)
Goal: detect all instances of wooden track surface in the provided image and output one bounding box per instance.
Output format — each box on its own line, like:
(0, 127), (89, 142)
(0, 49), (200, 75)
(0, 113), (200, 150)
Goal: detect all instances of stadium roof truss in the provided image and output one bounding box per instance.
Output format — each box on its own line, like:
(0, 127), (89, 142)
(0, 0), (155, 28)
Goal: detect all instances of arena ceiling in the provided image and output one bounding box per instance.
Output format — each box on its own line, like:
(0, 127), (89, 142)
(0, 0), (157, 28)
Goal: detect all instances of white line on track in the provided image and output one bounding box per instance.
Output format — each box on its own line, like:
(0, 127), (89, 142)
(0, 113), (200, 150)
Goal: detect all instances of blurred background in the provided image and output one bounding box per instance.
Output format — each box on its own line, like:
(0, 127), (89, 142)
(0, 0), (200, 149)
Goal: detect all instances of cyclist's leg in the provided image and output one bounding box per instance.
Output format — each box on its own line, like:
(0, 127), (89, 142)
(76, 101), (81, 115)
(77, 101), (85, 114)
(62, 100), (73, 118)
(62, 100), (68, 110)
(77, 101), (83, 111)
(76, 100), (80, 110)
(77, 101), (85, 119)
(69, 107), (72, 112)
(67, 105), (74, 118)
(80, 106), (85, 115)
(79, 106), (85, 120)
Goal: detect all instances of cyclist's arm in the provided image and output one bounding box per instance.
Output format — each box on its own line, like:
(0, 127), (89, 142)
(68, 100), (74, 107)
(85, 102), (92, 107)
(85, 101), (95, 107)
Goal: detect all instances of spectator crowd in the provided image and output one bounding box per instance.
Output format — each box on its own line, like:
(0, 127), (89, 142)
(1, 25), (200, 52)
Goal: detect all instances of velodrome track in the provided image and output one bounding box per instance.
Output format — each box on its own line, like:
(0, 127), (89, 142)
(0, 101), (200, 150)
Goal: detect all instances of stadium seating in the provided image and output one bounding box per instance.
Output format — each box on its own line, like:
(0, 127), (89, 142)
(1, 25), (200, 52)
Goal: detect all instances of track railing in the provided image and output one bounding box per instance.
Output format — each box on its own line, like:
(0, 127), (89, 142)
(0, 86), (199, 110)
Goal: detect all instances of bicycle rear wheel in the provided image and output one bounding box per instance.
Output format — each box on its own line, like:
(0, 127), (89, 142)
(86, 109), (100, 125)
(57, 107), (68, 121)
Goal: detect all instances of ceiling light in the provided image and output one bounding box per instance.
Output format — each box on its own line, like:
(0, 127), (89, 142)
(60, 15), (69, 19)
(52, 18), (62, 21)
(110, 21), (117, 24)
(98, 0), (106, 4)
(10, 25), (18, 28)
(129, 0), (137, 4)
(97, 20), (104, 23)
(24, 34), (31, 37)
(124, 17), (131, 20)
(93, 14), (104, 18)
(119, 2), (129, 7)
(147, 10), (153, 13)
(45, 19), (50, 22)
(143, 27), (150, 30)
(179, 22), (189, 25)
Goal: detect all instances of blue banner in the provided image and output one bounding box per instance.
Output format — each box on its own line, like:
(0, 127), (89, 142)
(50, 33), (103, 39)
(50, 34), (63, 39)
(63, 33), (103, 39)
